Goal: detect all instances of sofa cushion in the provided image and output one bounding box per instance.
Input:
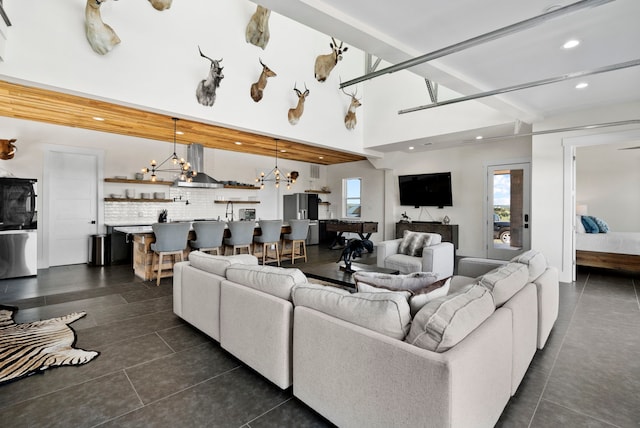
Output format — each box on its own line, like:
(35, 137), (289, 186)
(188, 251), (258, 277)
(407, 277), (451, 316)
(510, 250), (547, 282)
(292, 282), (412, 340)
(353, 271), (439, 292)
(383, 254), (423, 274)
(405, 283), (495, 352)
(478, 262), (529, 307)
(225, 264), (307, 301)
(397, 231), (441, 257)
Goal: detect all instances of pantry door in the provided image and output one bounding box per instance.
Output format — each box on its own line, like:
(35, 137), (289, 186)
(44, 147), (102, 266)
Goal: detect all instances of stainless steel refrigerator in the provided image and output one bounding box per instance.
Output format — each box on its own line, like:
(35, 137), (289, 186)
(283, 193), (319, 245)
(0, 177), (38, 278)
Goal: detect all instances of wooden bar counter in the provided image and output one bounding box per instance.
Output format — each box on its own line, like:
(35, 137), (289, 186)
(116, 223), (293, 281)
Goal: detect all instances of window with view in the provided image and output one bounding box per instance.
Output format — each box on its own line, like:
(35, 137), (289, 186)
(344, 178), (361, 218)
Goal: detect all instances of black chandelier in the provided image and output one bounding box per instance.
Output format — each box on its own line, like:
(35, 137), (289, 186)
(255, 139), (298, 189)
(141, 118), (197, 182)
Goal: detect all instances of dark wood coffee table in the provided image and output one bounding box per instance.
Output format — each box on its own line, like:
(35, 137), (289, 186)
(302, 262), (399, 289)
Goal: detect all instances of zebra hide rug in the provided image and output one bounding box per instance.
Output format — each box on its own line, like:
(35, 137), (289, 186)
(0, 305), (99, 385)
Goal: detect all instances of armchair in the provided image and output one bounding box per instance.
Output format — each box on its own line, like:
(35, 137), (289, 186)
(376, 232), (454, 277)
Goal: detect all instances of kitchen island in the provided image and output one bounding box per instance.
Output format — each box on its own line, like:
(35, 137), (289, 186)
(115, 222), (299, 281)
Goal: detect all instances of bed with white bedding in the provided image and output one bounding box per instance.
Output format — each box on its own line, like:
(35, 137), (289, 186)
(576, 231), (640, 273)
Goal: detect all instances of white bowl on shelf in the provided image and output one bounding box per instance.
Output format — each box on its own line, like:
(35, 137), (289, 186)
(140, 192), (151, 199)
(110, 194), (124, 199)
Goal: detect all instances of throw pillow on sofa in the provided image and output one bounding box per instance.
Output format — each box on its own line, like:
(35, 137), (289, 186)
(397, 231), (441, 257)
(355, 273), (451, 316)
(188, 251), (258, 277)
(353, 271), (439, 292)
(580, 216), (599, 234)
(405, 283), (495, 352)
(292, 282), (412, 340)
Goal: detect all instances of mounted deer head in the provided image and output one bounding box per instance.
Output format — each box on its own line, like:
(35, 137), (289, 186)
(314, 37), (348, 82)
(246, 5), (271, 50)
(196, 46), (224, 107)
(341, 86), (361, 130)
(84, 0), (121, 55)
(288, 83), (309, 125)
(0, 139), (17, 160)
(148, 0), (172, 11)
(250, 59), (277, 102)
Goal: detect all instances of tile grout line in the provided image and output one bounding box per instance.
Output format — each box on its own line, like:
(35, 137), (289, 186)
(242, 397), (293, 427)
(537, 398), (625, 428)
(526, 274), (588, 428)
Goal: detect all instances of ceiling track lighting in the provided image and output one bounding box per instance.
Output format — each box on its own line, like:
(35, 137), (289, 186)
(141, 117), (197, 182)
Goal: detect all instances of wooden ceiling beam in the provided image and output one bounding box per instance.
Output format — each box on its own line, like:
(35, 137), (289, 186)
(0, 80), (367, 165)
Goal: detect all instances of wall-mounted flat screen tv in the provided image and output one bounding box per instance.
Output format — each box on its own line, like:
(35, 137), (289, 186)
(398, 172), (453, 208)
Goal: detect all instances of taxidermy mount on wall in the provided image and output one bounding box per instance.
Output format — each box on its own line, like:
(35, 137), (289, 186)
(314, 37), (348, 82)
(196, 46), (224, 107)
(250, 59), (276, 102)
(246, 5), (271, 50)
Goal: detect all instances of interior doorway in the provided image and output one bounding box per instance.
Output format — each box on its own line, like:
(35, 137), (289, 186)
(44, 147), (102, 266)
(487, 162), (531, 260)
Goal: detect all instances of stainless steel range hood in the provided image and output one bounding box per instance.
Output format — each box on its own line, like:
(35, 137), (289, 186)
(173, 143), (223, 188)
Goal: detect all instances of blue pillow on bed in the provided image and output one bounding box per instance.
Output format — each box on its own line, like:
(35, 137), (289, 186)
(591, 216), (609, 233)
(581, 216), (599, 234)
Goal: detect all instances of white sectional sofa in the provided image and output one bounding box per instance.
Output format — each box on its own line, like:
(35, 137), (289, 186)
(173, 249), (559, 428)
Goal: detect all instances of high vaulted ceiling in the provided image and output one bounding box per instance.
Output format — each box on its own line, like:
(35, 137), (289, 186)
(258, 0), (640, 143)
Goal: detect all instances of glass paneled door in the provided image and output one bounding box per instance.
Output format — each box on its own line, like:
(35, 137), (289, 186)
(487, 163), (531, 260)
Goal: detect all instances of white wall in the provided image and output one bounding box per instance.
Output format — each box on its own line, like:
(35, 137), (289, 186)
(576, 142), (640, 232)
(329, 138), (531, 256)
(0, 0), (370, 155)
(531, 101), (640, 282)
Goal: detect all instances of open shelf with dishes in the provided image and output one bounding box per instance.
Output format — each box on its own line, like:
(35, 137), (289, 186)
(104, 198), (172, 203)
(104, 178), (172, 185)
(214, 200), (260, 204)
(223, 184), (260, 190)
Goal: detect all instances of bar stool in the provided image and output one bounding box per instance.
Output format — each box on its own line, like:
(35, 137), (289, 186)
(253, 219), (283, 265)
(224, 221), (255, 255)
(190, 221), (225, 255)
(282, 219), (309, 264)
(150, 222), (191, 286)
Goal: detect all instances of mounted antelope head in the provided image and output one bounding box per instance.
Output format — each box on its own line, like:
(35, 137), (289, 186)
(0, 139), (16, 160)
(250, 59), (277, 102)
(341, 86), (361, 130)
(196, 46), (224, 107)
(314, 37), (348, 82)
(288, 83), (309, 125)
(245, 5), (271, 50)
(84, 0), (121, 55)
(148, 0), (172, 11)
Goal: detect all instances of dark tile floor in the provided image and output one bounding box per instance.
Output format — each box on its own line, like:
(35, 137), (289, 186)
(0, 247), (638, 427)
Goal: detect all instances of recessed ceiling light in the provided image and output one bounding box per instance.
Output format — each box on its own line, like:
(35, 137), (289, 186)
(234, 141), (242, 145)
(280, 149), (287, 153)
(562, 39), (580, 49)
(318, 156), (324, 159)
(175, 131), (184, 135)
(408, 146), (414, 150)
(475, 135), (483, 140)
(92, 116), (104, 121)
(575, 82), (589, 89)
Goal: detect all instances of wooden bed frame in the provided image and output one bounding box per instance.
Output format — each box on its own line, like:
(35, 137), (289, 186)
(576, 250), (640, 273)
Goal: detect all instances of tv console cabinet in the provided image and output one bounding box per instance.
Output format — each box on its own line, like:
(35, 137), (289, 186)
(395, 222), (459, 250)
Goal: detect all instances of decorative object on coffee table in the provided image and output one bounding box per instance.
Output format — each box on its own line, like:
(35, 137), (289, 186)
(337, 238), (374, 273)
(0, 305), (99, 385)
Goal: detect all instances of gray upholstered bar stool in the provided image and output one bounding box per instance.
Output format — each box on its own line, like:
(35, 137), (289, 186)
(150, 222), (191, 286)
(282, 219), (310, 264)
(190, 221), (225, 255)
(224, 221), (255, 255)
(253, 219), (283, 265)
